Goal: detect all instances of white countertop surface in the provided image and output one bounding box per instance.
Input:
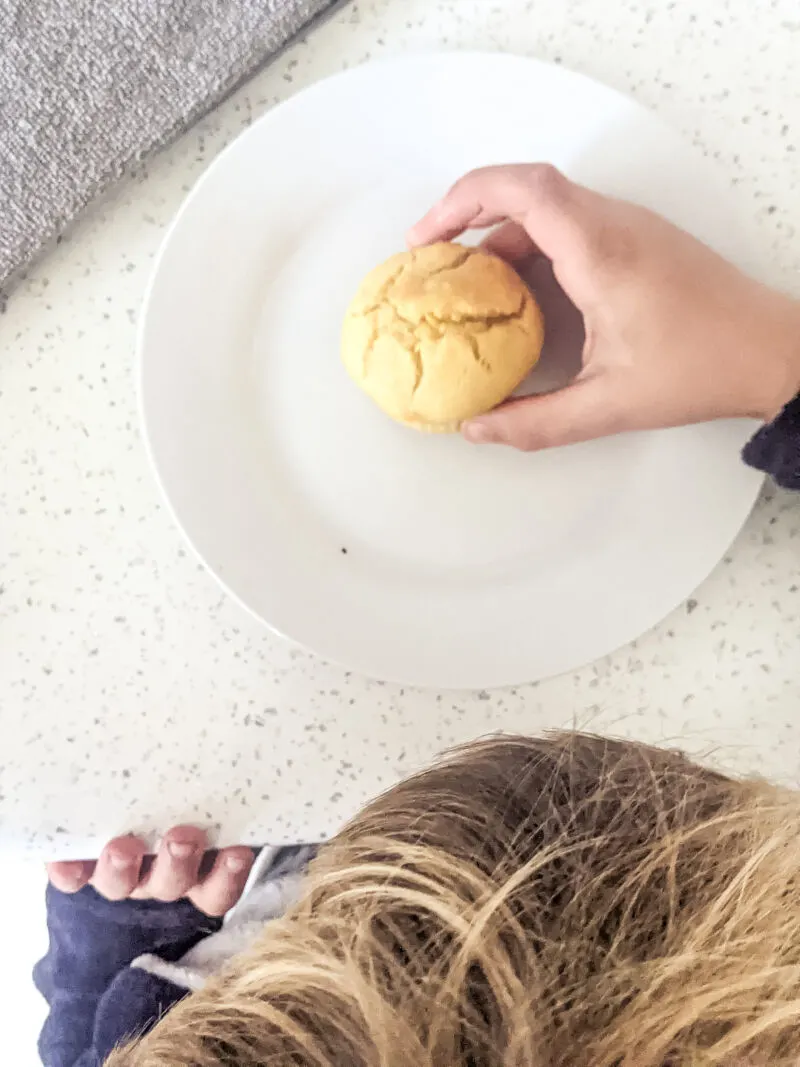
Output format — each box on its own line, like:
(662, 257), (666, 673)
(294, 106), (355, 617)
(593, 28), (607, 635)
(2, 0), (800, 862)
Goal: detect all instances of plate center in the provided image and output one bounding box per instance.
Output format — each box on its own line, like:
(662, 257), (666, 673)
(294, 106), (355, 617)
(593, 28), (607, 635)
(251, 187), (641, 578)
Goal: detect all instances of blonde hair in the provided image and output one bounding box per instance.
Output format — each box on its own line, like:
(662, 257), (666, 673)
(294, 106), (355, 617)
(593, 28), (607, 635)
(108, 733), (800, 1066)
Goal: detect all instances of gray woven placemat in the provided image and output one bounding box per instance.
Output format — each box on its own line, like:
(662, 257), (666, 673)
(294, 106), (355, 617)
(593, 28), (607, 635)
(0, 0), (340, 299)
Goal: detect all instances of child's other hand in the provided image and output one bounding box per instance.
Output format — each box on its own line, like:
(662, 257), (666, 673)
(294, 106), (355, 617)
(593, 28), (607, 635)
(46, 826), (255, 917)
(408, 164), (800, 450)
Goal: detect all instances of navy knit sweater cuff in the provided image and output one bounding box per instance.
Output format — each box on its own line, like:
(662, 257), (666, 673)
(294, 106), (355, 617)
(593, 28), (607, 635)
(742, 395), (800, 490)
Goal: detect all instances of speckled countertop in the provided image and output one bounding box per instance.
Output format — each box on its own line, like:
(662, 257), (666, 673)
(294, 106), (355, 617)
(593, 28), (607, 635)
(2, 0), (799, 860)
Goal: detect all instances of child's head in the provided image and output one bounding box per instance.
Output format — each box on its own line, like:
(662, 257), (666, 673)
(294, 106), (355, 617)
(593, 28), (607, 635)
(108, 733), (800, 1066)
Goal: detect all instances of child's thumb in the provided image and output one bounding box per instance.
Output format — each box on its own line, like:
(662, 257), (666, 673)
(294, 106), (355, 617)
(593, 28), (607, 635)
(463, 377), (623, 451)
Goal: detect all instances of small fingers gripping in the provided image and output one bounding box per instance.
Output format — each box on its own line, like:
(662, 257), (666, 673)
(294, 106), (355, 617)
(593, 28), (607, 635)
(47, 827), (256, 917)
(90, 836), (147, 901)
(134, 827), (208, 903)
(187, 848), (255, 917)
(46, 859), (95, 894)
(407, 164), (576, 256)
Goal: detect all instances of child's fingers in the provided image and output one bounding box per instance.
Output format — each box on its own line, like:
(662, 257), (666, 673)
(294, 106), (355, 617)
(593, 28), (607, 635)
(46, 859), (95, 894)
(407, 164), (580, 263)
(187, 847), (255, 917)
(90, 836), (147, 901)
(480, 220), (542, 262)
(135, 826), (208, 903)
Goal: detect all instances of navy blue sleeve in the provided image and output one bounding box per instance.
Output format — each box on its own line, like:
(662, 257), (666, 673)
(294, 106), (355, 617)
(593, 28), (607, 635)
(76, 968), (187, 1067)
(34, 885), (221, 1067)
(743, 395), (800, 490)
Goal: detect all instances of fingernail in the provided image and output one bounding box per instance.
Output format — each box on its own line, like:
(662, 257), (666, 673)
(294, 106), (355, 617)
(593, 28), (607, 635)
(463, 420), (498, 444)
(109, 851), (132, 871)
(168, 840), (196, 860)
(226, 854), (248, 873)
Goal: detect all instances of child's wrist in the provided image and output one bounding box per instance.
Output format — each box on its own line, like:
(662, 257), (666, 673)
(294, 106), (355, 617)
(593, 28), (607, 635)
(758, 293), (800, 421)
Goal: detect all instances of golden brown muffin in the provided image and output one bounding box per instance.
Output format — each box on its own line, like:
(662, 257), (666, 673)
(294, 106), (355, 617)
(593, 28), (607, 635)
(341, 243), (545, 432)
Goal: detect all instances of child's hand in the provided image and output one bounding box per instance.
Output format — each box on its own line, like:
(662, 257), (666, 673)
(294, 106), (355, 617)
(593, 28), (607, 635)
(408, 164), (800, 451)
(46, 826), (255, 917)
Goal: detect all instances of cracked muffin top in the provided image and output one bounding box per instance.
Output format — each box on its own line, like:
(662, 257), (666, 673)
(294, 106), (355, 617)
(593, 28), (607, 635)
(341, 242), (544, 432)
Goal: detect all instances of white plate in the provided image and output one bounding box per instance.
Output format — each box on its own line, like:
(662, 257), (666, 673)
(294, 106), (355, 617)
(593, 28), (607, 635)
(139, 52), (762, 689)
